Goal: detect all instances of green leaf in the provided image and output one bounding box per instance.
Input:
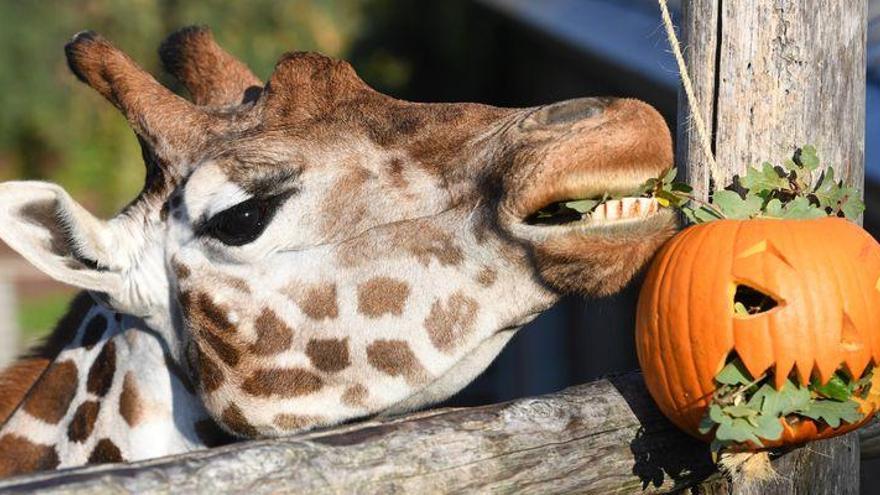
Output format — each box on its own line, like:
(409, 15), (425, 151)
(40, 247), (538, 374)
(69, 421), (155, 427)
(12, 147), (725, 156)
(781, 196), (826, 220)
(639, 177), (660, 195)
(740, 162), (788, 194)
(708, 404), (733, 426)
(699, 413), (717, 434)
(798, 400), (863, 428)
(682, 205), (723, 224)
(716, 418), (761, 444)
(724, 404), (758, 418)
(713, 190), (763, 219)
(562, 199), (599, 214)
(764, 198), (785, 218)
(671, 182), (693, 193)
(855, 371), (874, 398)
(839, 189), (865, 220)
(777, 379), (812, 415)
(811, 374), (852, 402)
(716, 360), (753, 386)
(655, 190), (686, 208)
(661, 167), (678, 185)
(747, 383), (782, 416)
(753, 414), (784, 441)
(813, 168), (841, 210)
(798, 145), (821, 171)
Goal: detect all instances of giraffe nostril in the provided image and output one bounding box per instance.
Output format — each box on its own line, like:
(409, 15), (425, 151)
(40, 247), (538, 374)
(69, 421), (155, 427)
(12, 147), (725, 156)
(523, 97), (611, 129)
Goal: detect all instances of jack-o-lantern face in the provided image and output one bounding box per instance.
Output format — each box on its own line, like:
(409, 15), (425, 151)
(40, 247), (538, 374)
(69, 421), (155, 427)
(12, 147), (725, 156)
(636, 217), (880, 444)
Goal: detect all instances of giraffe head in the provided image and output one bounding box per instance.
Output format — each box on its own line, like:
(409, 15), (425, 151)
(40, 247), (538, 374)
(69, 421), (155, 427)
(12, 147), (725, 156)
(0, 28), (674, 437)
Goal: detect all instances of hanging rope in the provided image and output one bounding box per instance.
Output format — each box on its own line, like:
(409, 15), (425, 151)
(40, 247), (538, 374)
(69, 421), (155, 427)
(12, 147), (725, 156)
(657, 0), (722, 185)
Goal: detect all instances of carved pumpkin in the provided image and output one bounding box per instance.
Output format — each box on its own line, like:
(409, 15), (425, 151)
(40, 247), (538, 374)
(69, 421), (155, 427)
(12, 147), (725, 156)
(635, 217), (880, 446)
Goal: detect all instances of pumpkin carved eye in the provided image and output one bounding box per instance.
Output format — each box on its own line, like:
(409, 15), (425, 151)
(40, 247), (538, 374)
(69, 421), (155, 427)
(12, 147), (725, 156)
(733, 284), (779, 316)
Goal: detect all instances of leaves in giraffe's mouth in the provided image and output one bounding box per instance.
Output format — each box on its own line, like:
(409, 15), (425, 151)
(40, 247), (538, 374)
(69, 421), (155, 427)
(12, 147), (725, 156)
(525, 194), (660, 226)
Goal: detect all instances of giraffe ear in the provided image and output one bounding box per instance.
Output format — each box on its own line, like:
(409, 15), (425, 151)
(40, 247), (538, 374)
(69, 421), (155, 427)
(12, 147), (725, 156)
(0, 181), (124, 294)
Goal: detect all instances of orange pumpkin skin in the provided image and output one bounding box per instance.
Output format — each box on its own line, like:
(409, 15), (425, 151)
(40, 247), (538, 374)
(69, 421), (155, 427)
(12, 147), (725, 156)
(635, 217), (880, 446)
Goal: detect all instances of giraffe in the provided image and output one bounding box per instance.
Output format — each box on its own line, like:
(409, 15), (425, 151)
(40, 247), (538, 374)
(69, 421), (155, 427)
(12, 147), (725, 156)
(0, 26), (675, 477)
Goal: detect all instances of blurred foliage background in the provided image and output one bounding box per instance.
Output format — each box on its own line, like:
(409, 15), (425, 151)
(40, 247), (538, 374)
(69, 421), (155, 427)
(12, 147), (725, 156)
(0, 0), (372, 216)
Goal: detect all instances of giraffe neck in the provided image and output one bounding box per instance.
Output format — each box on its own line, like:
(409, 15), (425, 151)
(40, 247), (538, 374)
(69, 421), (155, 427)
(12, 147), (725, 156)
(0, 292), (231, 477)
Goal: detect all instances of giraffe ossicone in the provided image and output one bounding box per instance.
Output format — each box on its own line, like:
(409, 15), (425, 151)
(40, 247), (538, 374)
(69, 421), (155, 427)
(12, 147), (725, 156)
(0, 26), (675, 477)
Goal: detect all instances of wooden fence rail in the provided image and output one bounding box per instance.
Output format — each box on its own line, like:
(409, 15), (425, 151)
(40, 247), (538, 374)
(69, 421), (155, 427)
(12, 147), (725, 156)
(0, 372), (859, 494)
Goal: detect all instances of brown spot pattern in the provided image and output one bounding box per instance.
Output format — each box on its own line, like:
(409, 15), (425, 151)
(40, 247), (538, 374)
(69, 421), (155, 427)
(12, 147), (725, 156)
(366, 340), (428, 384)
(357, 277), (410, 318)
(408, 226), (464, 267)
(221, 403), (259, 438)
(242, 368), (323, 397)
(273, 414), (322, 431)
(387, 157), (407, 189)
(306, 338), (350, 373)
(202, 330), (240, 367)
(87, 438), (124, 464)
(0, 434), (59, 477)
(194, 418), (236, 447)
(196, 345), (224, 393)
(321, 167), (371, 237)
(173, 260), (191, 279)
(341, 384), (368, 408)
(476, 266), (497, 287)
(187, 293), (241, 367)
(80, 314), (107, 350)
(249, 309), (293, 355)
(87, 341), (117, 397)
(217, 274), (251, 294)
(119, 372), (143, 427)
(292, 283), (339, 320)
(68, 400), (101, 442)
(425, 292), (479, 353)
(22, 360), (78, 424)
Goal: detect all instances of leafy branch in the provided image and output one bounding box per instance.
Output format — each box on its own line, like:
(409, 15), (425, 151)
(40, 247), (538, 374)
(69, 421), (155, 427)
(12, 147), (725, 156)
(643, 145), (865, 223)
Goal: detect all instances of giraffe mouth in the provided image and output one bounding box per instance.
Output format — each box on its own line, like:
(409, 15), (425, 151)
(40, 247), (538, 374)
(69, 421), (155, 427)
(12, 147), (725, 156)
(524, 195), (662, 226)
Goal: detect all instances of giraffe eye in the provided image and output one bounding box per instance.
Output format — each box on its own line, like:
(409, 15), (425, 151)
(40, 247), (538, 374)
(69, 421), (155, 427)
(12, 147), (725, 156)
(201, 195), (283, 246)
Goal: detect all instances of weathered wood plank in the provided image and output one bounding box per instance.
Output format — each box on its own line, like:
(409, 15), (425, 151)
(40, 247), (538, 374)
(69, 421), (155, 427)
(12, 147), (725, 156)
(0, 372), (858, 494)
(0, 373), (718, 495)
(677, 0), (868, 493)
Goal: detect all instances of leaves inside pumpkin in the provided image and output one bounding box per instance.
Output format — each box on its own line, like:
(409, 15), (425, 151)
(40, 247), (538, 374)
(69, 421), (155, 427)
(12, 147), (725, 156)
(700, 356), (872, 453)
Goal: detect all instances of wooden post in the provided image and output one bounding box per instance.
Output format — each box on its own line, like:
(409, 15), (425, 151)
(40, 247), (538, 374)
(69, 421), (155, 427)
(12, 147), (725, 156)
(677, 0), (867, 493)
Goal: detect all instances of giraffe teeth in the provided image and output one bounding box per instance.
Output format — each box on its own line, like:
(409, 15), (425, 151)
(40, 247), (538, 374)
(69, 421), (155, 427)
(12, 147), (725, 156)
(588, 197), (659, 223)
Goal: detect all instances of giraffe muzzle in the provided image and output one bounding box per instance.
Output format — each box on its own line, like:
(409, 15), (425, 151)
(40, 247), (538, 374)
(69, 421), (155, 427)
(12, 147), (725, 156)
(505, 98), (674, 238)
